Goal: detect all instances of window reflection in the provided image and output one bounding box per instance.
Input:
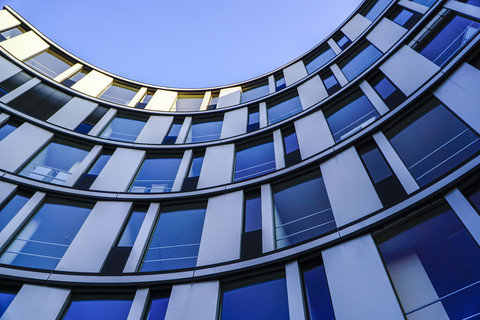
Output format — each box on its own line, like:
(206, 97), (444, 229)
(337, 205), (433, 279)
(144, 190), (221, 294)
(234, 139), (276, 182)
(267, 92), (302, 125)
(99, 114), (146, 142)
(130, 154), (182, 193)
(62, 294), (133, 320)
(339, 43), (382, 81)
(301, 259), (335, 320)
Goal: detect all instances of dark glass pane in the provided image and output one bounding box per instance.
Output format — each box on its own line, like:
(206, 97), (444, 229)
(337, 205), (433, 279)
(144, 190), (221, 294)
(340, 44), (382, 81)
(283, 129), (300, 155)
(163, 120), (183, 144)
(146, 295), (169, 320)
(0, 71), (32, 92)
(185, 119), (222, 143)
(100, 115), (145, 142)
(326, 93), (379, 142)
(465, 183), (480, 213)
(25, 50), (72, 78)
(234, 140), (276, 181)
(461, 0), (480, 6)
(369, 73), (406, 109)
(0, 192), (30, 232)
(130, 156), (182, 193)
(275, 75), (286, 91)
(0, 291), (16, 317)
(74, 106), (108, 134)
(377, 205), (480, 318)
(99, 83), (137, 105)
(62, 70), (87, 88)
(411, 0), (436, 6)
(273, 171), (335, 248)
(74, 123), (93, 134)
(244, 191), (262, 232)
(221, 273), (289, 320)
(87, 153), (112, 176)
(387, 102), (480, 187)
(305, 47), (336, 74)
(418, 15), (480, 66)
(335, 34), (352, 50)
(247, 108), (260, 132)
(117, 207), (148, 247)
(187, 155), (204, 178)
(302, 262), (335, 320)
(63, 295), (132, 320)
(136, 93), (152, 109)
(391, 8), (421, 29)
(267, 94), (302, 125)
(0, 27), (23, 42)
(0, 122), (18, 141)
(321, 70), (341, 95)
(365, 0), (392, 21)
(142, 204), (206, 272)
(241, 82), (269, 103)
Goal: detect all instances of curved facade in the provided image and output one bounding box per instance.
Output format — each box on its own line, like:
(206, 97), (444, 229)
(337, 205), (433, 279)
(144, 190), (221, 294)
(0, 0), (479, 319)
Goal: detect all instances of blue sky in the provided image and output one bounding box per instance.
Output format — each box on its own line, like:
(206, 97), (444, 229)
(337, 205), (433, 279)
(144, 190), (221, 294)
(3, 0), (362, 88)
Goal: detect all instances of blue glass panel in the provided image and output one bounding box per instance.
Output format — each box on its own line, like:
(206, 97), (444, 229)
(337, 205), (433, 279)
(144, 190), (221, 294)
(25, 50), (71, 78)
(74, 122), (93, 134)
(117, 208), (147, 247)
(248, 110), (260, 126)
(234, 141), (276, 181)
(0, 123), (17, 141)
(273, 172), (335, 248)
(142, 206), (206, 272)
(340, 44), (382, 81)
(267, 95), (302, 125)
(185, 120), (222, 143)
(365, 0), (392, 21)
(0, 199), (90, 270)
(221, 276), (289, 320)
(244, 194), (261, 232)
(0, 292), (16, 317)
(374, 77), (396, 100)
(323, 74), (338, 90)
(188, 156), (204, 178)
(378, 206), (480, 317)
(393, 9), (415, 27)
(388, 103), (480, 187)
(303, 263), (335, 320)
(465, 0), (480, 6)
(276, 77), (286, 91)
(326, 95), (379, 142)
(0, 28), (22, 42)
(0, 193), (30, 232)
(336, 35), (352, 50)
(241, 84), (269, 103)
(163, 121), (182, 144)
(420, 15), (480, 66)
(130, 157), (182, 193)
(87, 154), (111, 176)
(100, 116), (145, 142)
(146, 296), (169, 320)
(306, 48), (336, 74)
(467, 186), (480, 212)
(99, 84), (137, 105)
(63, 298), (132, 320)
(283, 131), (300, 154)
(411, 0), (436, 6)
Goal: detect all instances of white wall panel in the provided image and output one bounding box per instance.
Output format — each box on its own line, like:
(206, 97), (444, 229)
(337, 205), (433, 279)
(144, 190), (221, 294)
(197, 144), (234, 188)
(165, 281), (219, 320)
(367, 18), (407, 53)
(294, 110), (334, 159)
(341, 14), (371, 40)
(284, 61), (308, 86)
(0, 31), (49, 61)
(297, 75), (328, 109)
(217, 87), (242, 108)
(0, 55), (20, 82)
(136, 115), (174, 144)
(71, 70), (113, 97)
(221, 107), (247, 139)
(47, 97), (98, 130)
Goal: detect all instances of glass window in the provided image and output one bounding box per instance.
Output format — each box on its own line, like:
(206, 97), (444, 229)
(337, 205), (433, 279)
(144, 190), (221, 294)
(62, 69), (87, 88)
(390, 7), (422, 29)
(185, 117), (222, 143)
(376, 204), (480, 319)
(282, 126), (301, 166)
(163, 119), (183, 144)
(339, 43), (382, 81)
(241, 80), (269, 103)
(182, 151), (204, 191)
(305, 46), (336, 74)
(0, 27), (24, 42)
(99, 82), (138, 105)
(74, 106), (109, 134)
(175, 93), (203, 111)
(25, 50), (72, 78)
(415, 14), (480, 66)
(275, 73), (286, 91)
(0, 198), (91, 270)
(141, 203), (206, 272)
(363, 0), (392, 21)
(62, 294), (133, 320)
(8, 83), (72, 121)
(136, 91), (153, 109)
(273, 170), (335, 248)
(0, 285), (19, 318)
(247, 107), (260, 132)
(0, 190), (31, 232)
(74, 151), (112, 190)
(99, 114), (146, 142)
(460, 0), (480, 7)
(386, 99), (480, 187)
(207, 92), (219, 110)
(358, 140), (407, 207)
(325, 91), (379, 142)
(267, 92), (302, 125)
(0, 71), (32, 94)
(301, 260), (335, 320)
(321, 69), (341, 95)
(19, 140), (90, 185)
(130, 155), (182, 193)
(241, 189), (262, 260)
(333, 32), (352, 50)
(464, 182), (480, 213)
(0, 120), (19, 141)
(234, 139), (276, 182)
(221, 272), (289, 319)
(411, 0), (436, 6)
(368, 72), (406, 109)
(145, 292), (170, 320)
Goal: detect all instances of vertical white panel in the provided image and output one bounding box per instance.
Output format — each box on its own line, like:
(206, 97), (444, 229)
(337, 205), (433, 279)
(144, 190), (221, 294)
(380, 45), (440, 96)
(176, 117), (191, 144)
(0, 181), (16, 205)
(165, 281), (219, 320)
(0, 77), (40, 104)
(1, 284), (70, 320)
(0, 56), (21, 82)
(197, 191), (243, 266)
(359, 80), (390, 115)
(327, 38), (342, 55)
(0, 31), (49, 61)
(145, 89), (178, 111)
(322, 234), (404, 320)
(127, 288), (150, 320)
(124, 203), (160, 272)
(0, 10), (20, 32)
(56, 201), (132, 272)
(90, 148), (145, 192)
(367, 18), (407, 53)
(53, 63), (82, 83)
(434, 63), (480, 134)
(341, 14), (371, 40)
(321, 147), (383, 227)
(445, 188), (480, 247)
(273, 129), (285, 170)
(398, 0), (428, 14)
(220, 107), (247, 139)
(171, 150), (192, 192)
(285, 261), (307, 320)
(200, 91), (212, 111)
(127, 87), (147, 107)
(0, 113), (8, 125)
(297, 75), (328, 109)
(268, 75), (276, 93)
(136, 115), (174, 144)
(71, 70), (113, 97)
(261, 183), (275, 253)
(294, 110), (335, 159)
(64, 145), (102, 187)
(0, 123), (53, 172)
(217, 87), (242, 108)
(330, 64), (348, 87)
(197, 144), (234, 189)
(284, 61), (308, 86)
(259, 102), (268, 128)
(47, 97), (98, 130)
(88, 108), (116, 136)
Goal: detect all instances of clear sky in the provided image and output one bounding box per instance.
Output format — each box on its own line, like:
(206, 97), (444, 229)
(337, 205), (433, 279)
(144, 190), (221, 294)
(3, 0), (363, 88)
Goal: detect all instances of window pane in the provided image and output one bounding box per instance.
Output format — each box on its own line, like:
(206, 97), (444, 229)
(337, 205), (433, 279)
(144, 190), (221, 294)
(241, 81), (269, 103)
(305, 47), (336, 74)
(142, 204), (206, 272)
(340, 44), (382, 81)
(175, 94), (203, 111)
(62, 295), (133, 320)
(386, 102), (480, 187)
(0, 286), (19, 318)
(19, 141), (90, 185)
(99, 83), (137, 105)
(411, 0), (436, 6)
(0, 198), (91, 270)
(302, 261), (335, 320)
(234, 140), (276, 182)
(0, 27), (23, 42)
(146, 294), (169, 320)
(364, 0), (392, 21)
(62, 70), (87, 88)
(0, 192), (31, 232)
(100, 115), (146, 142)
(117, 207), (148, 247)
(267, 94), (302, 125)
(244, 191), (262, 233)
(221, 273), (289, 320)
(273, 170), (335, 248)
(25, 50), (72, 78)
(187, 155), (204, 178)
(130, 156), (182, 193)
(0, 71), (32, 93)
(0, 122), (18, 141)
(163, 120), (183, 144)
(247, 108), (260, 132)
(185, 119), (222, 143)
(376, 205), (480, 318)
(464, 182), (480, 213)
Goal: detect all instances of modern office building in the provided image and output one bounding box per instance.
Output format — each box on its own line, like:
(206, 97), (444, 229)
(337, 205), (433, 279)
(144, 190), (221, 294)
(0, 0), (479, 318)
